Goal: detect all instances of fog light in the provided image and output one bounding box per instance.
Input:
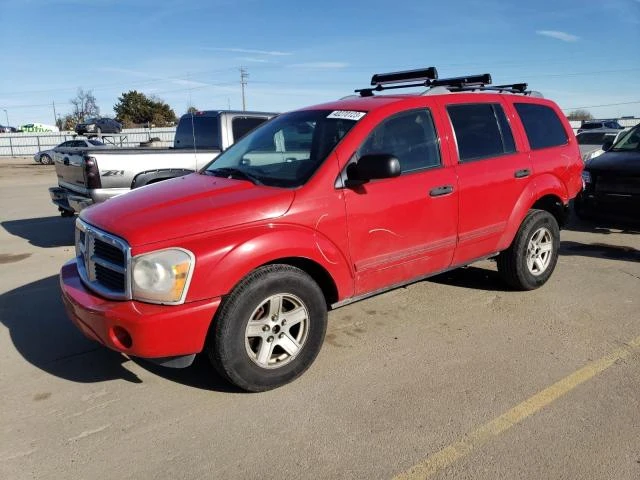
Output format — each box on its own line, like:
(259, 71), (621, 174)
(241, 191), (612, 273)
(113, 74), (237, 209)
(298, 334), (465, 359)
(110, 326), (133, 349)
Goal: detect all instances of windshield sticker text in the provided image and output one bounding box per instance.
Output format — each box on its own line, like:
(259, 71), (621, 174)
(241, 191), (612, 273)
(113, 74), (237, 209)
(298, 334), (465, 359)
(327, 110), (366, 121)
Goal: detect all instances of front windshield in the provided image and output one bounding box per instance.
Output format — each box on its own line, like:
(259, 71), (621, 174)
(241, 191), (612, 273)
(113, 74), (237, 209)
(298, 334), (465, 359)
(202, 110), (360, 188)
(611, 126), (640, 152)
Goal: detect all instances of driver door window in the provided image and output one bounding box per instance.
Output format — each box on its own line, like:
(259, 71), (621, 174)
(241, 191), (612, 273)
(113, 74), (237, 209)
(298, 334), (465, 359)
(358, 109), (441, 174)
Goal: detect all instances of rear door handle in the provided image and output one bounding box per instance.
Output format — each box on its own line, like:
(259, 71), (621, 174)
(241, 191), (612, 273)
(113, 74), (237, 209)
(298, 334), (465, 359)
(429, 185), (454, 197)
(514, 168), (531, 178)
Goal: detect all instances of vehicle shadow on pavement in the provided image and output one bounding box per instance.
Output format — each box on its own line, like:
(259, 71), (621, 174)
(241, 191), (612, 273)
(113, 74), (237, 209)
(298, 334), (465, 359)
(429, 265), (508, 292)
(560, 241), (640, 262)
(1, 274), (243, 392)
(2, 216), (75, 248)
(0, 275), (141, 384)
(130, 356), (244, 393)
(564, 216), (640, 235)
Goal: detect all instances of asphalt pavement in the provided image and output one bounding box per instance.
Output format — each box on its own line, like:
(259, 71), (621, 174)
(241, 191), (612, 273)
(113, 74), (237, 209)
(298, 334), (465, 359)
(1, 157), (639, 480)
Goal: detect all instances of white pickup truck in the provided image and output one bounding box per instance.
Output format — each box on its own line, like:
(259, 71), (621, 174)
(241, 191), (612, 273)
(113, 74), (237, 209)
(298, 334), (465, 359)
(49, 110), (276, 215)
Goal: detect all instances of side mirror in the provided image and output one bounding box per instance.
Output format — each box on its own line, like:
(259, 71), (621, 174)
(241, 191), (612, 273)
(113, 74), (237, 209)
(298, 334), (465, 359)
(602, 140), (613, 152)
(346, 153), (401, 186)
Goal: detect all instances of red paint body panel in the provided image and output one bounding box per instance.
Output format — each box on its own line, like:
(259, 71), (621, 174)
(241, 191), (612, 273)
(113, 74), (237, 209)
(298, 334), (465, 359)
(82, 173), (295, 247)
(61, 89), (583, 360)
(60, 261), (219, 357)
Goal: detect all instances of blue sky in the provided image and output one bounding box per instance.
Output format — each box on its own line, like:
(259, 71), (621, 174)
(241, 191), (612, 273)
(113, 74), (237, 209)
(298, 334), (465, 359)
(0, 0), (638, 127)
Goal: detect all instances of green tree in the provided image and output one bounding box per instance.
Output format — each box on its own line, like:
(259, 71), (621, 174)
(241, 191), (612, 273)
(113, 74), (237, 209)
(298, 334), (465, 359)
(114, 90), (177, 128)
(567, 109), (593, 121)
(187, 106), (198, 114)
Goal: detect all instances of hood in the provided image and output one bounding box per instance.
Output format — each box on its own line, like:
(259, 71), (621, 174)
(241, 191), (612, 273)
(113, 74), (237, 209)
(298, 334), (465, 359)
(586, 150), (640, 175)
(81, 173), (295, 247)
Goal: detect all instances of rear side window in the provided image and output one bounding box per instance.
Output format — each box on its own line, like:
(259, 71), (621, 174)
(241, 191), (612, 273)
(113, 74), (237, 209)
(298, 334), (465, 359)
(447, 103), (516, 162)
(174, 114), (220, 150)
(232, 117), (269, 141)
(515, 103), (568, 150)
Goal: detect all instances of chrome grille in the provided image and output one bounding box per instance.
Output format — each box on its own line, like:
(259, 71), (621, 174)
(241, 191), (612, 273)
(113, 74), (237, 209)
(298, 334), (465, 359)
(75, 219), (131, 300)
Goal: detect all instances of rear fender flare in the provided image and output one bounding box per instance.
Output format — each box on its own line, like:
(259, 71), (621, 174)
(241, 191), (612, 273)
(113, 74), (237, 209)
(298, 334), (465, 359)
(497, 174), (568, 251)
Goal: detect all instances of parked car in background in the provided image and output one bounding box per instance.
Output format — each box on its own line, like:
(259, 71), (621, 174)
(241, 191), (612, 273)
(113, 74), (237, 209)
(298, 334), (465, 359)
(34, 138), (106, 164)
(0, 125), (19, 133)
(575, 124), (640, 221)
(50, 110), (275, 214)
(75, 117), (122, 136)
(576, 129), (619, 161)
(577, 119), (624, 134)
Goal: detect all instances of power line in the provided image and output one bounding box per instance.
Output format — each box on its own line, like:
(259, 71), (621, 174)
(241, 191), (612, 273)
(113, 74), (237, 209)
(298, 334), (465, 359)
(563, 100), (640, 110)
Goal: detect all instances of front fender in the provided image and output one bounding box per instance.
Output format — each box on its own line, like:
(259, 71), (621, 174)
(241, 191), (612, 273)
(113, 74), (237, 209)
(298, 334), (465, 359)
(497, 174), (568, 251)
(184, 225), (354, 303)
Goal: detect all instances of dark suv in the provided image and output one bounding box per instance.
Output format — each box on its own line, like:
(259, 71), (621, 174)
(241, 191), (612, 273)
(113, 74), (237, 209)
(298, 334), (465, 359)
(576, 124), (640, 221)
(75, 117), (122, 135)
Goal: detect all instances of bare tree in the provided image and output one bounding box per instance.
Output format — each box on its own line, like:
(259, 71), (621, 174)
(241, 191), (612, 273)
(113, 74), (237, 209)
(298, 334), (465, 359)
(567, 109), (593, 121)
(70, 88), (100, 123)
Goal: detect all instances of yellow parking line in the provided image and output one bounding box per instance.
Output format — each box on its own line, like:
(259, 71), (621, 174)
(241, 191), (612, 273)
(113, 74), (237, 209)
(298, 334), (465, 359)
(393, 335), (640, 480)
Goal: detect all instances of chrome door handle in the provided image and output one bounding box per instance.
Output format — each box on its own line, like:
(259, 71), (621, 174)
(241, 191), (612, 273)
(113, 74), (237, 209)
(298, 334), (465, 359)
(429, 185), (454, 197)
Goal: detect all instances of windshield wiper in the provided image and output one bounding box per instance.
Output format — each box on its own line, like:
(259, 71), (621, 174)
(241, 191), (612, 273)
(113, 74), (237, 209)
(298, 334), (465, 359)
(204, 167), (263, 185)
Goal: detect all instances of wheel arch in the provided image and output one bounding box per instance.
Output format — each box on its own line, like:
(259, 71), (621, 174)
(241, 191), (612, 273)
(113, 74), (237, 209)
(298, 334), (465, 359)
(185, 226), (354, 307)
(131, 168), (195, 188)
(497, 174), (568, 251)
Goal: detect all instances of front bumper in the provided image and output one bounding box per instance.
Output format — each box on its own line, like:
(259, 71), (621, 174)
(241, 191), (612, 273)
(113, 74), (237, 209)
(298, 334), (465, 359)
(60, 260), (220, 361)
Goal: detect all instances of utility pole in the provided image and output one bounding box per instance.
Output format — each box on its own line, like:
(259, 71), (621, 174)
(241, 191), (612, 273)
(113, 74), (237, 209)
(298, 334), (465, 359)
(240, 67), (248, 111)
(52, 101), (58, 128)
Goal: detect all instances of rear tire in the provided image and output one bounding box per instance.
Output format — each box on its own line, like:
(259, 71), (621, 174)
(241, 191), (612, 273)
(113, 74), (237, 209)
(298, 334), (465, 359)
(208, 264), (327, 392)
(497, 209), (560, 290)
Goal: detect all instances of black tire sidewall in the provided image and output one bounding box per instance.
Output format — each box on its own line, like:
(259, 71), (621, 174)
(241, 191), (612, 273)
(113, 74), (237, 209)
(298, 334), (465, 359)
(515, 211), (560, 289)
(211, 266), (327, 392)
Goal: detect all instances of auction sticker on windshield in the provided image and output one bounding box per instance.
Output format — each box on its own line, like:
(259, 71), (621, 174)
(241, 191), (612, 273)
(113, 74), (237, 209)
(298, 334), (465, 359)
(327, 110), (366, 121)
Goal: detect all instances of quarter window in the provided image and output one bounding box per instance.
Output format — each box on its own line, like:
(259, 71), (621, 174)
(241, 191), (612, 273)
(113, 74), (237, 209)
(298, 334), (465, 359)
(514, 103), (568, 150)
(359, 109), (441, 173)
(447, 103), (516, 162)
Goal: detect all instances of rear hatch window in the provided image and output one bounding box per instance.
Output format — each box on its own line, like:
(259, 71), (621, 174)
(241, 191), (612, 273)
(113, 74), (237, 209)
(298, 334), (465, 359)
(174, 113), (220, 150)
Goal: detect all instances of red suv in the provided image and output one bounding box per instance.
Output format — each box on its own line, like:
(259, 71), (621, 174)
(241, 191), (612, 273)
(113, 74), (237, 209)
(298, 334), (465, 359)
(60, 68), (583, 391)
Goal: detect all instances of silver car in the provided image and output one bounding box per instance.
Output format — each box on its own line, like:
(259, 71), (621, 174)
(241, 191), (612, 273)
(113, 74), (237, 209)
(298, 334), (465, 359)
(34, 138), (106, 164)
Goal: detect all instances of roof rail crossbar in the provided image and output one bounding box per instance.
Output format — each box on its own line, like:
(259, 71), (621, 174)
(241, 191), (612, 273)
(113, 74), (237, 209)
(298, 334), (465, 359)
(356, 81), (433, 97)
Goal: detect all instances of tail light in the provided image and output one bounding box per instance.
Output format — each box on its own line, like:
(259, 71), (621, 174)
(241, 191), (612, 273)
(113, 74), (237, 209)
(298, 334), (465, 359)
(84, 155), (102, 189)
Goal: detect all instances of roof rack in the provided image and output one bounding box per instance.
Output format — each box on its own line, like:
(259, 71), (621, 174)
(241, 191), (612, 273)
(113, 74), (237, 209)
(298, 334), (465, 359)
(356, 67), (539, 97)
(356, 67), (439, 97)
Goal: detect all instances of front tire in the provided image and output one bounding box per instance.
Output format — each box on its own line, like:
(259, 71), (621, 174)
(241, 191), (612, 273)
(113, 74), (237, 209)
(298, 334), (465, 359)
(208, 264), (327, 392)
(497, 209), (560, 290)
(41, 154), (53, 165)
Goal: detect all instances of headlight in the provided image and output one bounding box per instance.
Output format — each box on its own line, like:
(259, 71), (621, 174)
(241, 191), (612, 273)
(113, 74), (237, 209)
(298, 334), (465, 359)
(131, 248), (195, 304)
(583, 149), (604, 162)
